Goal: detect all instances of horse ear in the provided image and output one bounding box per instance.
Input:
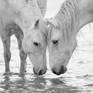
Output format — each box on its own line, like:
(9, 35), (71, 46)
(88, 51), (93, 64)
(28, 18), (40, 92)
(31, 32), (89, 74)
(45, 19), (53, 27)
(34, 19), (39, 27)
(45, 18), (58, 28)
(44, 19), (53, 32)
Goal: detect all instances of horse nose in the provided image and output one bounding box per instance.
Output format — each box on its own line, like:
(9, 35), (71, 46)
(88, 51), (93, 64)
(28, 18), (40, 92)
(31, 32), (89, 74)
(33, 67), (47, 75)
(52, 65), (67, 75)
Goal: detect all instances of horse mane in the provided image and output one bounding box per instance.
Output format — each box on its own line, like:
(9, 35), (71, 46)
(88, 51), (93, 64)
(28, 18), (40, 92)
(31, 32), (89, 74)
(37, 0), (47, 17)
(55, 0), (79, 41)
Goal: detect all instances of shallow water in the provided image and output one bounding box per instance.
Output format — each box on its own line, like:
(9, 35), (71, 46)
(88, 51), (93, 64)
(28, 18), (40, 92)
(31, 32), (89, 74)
(0, 25), (93, 93)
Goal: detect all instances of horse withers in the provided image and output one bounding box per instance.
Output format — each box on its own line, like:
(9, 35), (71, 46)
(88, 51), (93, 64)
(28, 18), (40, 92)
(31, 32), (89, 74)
(46, 0), (93, 75)
(0, 0), (47, 76)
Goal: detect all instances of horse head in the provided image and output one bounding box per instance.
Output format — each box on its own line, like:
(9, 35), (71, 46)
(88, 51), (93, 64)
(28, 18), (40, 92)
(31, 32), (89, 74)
(22, 19), (48, 75)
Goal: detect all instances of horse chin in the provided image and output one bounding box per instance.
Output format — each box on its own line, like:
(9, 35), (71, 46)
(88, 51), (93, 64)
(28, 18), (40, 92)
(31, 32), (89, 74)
(28, 53), (47, 75)
(28, 53), (46, 67)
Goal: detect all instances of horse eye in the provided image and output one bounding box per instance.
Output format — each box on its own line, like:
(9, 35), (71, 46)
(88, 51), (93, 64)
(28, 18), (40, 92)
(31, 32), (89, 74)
(33, 42), (39, 46)
(52, 40), (58, 45)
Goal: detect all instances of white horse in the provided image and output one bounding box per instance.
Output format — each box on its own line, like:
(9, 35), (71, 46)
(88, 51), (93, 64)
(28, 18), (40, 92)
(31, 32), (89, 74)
(0, 0), (47, 75)
(45, 0), (93, 75)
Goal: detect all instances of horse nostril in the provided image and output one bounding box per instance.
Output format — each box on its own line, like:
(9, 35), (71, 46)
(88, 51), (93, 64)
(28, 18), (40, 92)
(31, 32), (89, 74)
(52, 65), (67, 75)
(33, 68), (46, 75)
(33, 42), (39, 46)
(52, 40), (58, 45)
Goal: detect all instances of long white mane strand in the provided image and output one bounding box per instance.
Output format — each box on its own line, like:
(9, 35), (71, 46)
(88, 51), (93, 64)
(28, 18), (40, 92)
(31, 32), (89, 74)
(37, 0), (47, 17)
(55, 0), (79, 42)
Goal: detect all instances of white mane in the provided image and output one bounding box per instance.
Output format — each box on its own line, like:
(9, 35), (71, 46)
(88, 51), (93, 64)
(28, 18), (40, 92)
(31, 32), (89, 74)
(55, 0), (79, 41)
(37, 0), (47, 17)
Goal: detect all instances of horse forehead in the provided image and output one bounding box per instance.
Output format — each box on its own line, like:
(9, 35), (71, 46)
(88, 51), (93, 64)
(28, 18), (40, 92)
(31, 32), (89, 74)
(29, 29), (44, 40)
(51, 28), (61, 39)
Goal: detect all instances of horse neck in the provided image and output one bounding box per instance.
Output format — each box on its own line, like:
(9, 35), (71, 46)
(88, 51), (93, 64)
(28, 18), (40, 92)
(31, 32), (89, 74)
(55, 0), (93, 33)
(55, 0), (79, 37)
(78, 0), (93, 29)
(9, 0), (43, 30)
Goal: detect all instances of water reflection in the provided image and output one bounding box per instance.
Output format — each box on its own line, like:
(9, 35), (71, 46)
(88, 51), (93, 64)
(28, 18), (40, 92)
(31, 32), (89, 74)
(1, 76), (11, 91)
(0, 74), (82, 93)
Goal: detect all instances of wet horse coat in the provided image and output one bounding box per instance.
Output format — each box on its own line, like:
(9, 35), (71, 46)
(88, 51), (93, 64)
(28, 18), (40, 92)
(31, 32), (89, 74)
(0, 0), (47, 75)
(46, 0), (93, 75)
